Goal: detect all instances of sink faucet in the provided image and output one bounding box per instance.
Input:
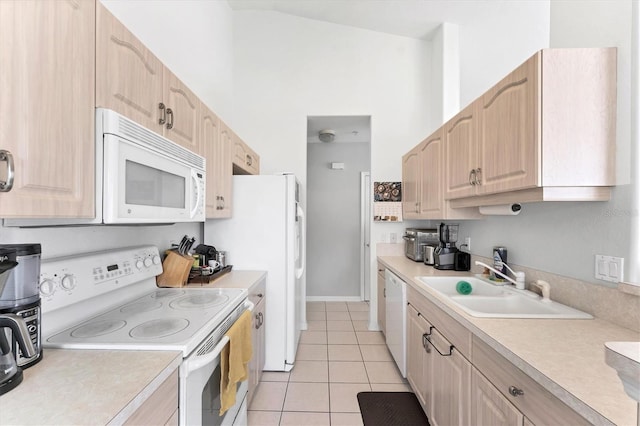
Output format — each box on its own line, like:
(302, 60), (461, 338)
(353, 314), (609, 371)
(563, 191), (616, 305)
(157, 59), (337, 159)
(531, 280), (551, 302)
(475, 260), (526, 290)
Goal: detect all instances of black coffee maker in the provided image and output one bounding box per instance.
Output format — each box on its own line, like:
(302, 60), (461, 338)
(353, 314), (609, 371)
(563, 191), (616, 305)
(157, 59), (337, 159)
(434, 223), (459, 270)
(0, 244), (43, 368)
(0, 249), (36, 395)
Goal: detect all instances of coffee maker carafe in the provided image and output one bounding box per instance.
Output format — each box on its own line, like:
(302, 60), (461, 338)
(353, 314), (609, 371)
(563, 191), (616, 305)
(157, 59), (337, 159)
(434, 223), (459, 270)
(0, 252), (36, 395)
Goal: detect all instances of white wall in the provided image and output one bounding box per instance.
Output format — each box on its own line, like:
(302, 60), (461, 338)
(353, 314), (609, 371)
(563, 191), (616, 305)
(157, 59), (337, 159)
(454, 0), (637, 286)
(307, 142), (370, 298)
(101, 0), (235, 122)
(232, 11), (433, 302)
(458, 2), (550, 107)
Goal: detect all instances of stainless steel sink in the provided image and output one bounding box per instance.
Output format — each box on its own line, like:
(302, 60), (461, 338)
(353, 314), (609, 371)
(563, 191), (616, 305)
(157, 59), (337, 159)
(416, 276), (593, 319)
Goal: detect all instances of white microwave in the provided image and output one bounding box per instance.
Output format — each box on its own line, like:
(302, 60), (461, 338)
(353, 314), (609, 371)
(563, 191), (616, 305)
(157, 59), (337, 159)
(5, 109), (205, 226)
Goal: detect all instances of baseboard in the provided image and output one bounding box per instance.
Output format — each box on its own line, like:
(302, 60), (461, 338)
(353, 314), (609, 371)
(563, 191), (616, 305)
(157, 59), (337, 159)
(306, 296), (365, 302)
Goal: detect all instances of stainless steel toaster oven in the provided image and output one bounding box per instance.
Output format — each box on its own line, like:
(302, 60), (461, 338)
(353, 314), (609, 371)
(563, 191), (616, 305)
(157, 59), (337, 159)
(403, 228), (438, 262)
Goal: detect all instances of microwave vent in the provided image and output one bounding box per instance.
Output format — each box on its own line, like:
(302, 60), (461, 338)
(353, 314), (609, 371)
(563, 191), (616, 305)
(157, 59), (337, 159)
(116, 117), (205, 170)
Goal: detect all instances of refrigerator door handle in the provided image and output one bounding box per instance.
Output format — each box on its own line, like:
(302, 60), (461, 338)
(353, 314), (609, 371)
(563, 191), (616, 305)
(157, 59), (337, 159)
(295, 204), (306, 279)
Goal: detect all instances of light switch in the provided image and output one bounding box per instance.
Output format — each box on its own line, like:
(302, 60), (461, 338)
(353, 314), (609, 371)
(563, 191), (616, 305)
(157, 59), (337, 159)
(595, 254), (624, 283)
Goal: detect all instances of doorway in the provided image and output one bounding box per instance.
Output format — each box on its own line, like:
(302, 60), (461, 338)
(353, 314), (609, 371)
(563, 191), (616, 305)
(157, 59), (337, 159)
(306, 116), (372, 301)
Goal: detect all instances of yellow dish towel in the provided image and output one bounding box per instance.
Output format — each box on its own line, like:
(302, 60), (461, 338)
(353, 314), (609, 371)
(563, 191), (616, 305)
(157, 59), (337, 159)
(220, 309), (253, 416)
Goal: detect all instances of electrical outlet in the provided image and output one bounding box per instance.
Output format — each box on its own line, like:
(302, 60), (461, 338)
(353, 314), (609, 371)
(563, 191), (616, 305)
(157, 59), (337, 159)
(390, 233), (398, 243)
(595, 254), (624, 283)
(464, 237), (471, 251)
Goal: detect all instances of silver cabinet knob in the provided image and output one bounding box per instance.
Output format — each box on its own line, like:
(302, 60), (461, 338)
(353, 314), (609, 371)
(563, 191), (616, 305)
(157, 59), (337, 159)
(508, 386), (524, 397)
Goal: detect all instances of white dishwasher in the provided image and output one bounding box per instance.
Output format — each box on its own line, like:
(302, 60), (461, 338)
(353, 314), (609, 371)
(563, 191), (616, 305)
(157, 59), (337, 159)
(385, 269), (407, 377)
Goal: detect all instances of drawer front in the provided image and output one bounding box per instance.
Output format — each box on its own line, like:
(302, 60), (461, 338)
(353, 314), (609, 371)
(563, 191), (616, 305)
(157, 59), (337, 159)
(472, 337), (589, 426)
(407, 286), (471, 358)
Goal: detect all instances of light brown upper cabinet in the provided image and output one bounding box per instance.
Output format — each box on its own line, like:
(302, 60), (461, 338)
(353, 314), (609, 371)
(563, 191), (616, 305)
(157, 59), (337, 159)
(403, 127), (480, 220)
(200, 104), (233, 218)
(445, 48), (616, 207)
(0, 0), (96, 218)
(232, 135), (260, 175)
(96, 3), (200, 154)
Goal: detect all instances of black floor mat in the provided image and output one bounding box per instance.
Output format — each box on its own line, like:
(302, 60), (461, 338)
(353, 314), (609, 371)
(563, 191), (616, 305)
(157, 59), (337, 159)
(357, 391), (430, 426)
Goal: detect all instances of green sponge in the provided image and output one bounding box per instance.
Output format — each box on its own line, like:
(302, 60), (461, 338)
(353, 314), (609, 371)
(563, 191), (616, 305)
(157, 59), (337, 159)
(456, 280), (472, 295)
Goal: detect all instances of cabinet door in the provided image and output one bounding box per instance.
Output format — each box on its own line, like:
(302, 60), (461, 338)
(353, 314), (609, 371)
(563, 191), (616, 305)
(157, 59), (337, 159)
(201, 106), (221, 217)
(444, 103), (478, 200)
(377, 269), (386, 335)
(217, 121), (234, 215)
(401, 146), (421, 218)
(232, 135), (260, 175)
(429, 328), (471, 426)
(471, 368), (524, 426)
(478, 54), (539, 194)
(163, 69), (200, 153)
(406, 305), (432, 411)
(0, 0), (95, 218)
(419, 130), (444, 217)
(96, 3), (163, 133)
(248, 296), (266, 406)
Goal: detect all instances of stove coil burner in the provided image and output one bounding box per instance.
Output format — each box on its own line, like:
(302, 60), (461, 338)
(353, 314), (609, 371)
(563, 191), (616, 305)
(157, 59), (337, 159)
(129, 318), (190, 339)
(71, 320), (127, 338)
(169, 293), (230, 310)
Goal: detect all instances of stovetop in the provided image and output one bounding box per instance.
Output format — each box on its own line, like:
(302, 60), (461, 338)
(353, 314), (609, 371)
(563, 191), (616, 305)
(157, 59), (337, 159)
(40, 246), (248, 357)
(46, 287), (246, 356)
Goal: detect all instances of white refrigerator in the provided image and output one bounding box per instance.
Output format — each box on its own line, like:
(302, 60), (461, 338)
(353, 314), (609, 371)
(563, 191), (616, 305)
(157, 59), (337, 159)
(204, 174), (306, 371)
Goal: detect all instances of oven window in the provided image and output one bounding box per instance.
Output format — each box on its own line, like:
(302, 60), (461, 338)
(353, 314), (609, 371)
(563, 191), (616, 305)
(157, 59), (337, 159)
(202, 361), (243, 425)
(125, 160), (185, 208)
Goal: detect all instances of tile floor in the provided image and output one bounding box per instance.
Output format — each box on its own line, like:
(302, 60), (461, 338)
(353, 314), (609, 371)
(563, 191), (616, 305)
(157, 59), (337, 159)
(248, 301), (410, 426)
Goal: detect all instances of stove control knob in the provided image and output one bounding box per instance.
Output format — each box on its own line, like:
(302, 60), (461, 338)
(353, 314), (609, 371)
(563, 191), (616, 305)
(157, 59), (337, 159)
(152, 255), (161, 265)
(135, 260), (144, 270)
(40, 279), (56, 296)
(60, 274), (77, 291)
(144, 258), (153, 268)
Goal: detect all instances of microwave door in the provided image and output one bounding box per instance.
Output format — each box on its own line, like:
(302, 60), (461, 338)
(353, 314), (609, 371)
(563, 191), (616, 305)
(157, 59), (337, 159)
(103, 136), (194, 223)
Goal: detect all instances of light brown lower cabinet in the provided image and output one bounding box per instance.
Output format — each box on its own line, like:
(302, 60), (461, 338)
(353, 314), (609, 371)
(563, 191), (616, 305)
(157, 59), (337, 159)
(406, 301), (471, 426)
(124, 369), (179, 425)
(248, 281), (266, 406)
(406, 285), (589, 426)
(471, 367), (523, 426)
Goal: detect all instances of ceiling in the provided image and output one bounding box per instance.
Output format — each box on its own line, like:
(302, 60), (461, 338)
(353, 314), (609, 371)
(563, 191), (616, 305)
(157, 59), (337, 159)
(307, 116), (371, 144)
(227, 0), (519, 40)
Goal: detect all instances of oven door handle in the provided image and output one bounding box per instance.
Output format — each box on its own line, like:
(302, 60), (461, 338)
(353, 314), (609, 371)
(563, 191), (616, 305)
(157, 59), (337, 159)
(184, 335), (230, 375)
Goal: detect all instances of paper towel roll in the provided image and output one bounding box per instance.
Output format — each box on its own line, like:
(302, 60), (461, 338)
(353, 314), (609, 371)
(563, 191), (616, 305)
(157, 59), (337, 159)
(479, 203), (522, 216)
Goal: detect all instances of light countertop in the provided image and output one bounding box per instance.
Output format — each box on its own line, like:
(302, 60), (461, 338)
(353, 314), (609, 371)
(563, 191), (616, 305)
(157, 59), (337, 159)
(0, 270), (266, 424)
(379, 255), (640, 426)
(0, 349), (181, 425)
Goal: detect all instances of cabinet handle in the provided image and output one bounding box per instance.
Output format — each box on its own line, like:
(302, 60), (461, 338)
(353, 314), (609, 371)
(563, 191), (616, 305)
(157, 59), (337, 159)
(257, 293), (263, 298)
(508, 386), (524, 397)
(468, 169), (476, 186)
(166, 108), (174, 129)
(383, 288), (386, 298)
(475, 167), (482, 185)
(258, 312), (264, 328)
(158, 103), (167, 125)
(422, 333), (431, 353)
(220, 196), (225, 209)
(246, 154), (252, 166)
(255, 313), (260, 329)
(0, 150), (15, 192)
(424, 330), (453, 357)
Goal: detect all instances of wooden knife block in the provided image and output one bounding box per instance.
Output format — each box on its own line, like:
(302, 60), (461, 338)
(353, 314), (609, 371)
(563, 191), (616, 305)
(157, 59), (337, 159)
(156, 251), (194, 288)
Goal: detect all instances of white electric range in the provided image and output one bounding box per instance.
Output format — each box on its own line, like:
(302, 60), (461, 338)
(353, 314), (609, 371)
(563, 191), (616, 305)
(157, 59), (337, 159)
(40, 246), (250, 426)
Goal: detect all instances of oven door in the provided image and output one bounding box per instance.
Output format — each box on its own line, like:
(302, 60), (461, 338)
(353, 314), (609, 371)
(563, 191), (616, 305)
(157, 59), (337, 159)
(179, 334), (249, 426)
(103, 134), (205, 224)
